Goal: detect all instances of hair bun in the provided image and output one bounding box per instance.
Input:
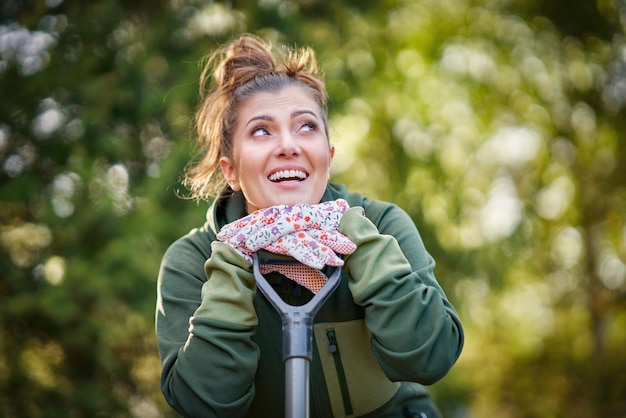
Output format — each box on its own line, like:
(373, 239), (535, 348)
(213, 35), (277, 92)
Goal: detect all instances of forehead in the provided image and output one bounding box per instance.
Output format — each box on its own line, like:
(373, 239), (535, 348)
(238, 86), (322, 119)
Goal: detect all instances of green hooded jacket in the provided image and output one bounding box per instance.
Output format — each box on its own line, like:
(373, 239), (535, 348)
(156, 183), (464, 417)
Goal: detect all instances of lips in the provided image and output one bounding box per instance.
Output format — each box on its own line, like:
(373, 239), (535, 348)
(268, 169), (308, 182)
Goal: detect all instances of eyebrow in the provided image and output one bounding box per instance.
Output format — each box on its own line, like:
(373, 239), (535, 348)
(245, 109), (320, 128)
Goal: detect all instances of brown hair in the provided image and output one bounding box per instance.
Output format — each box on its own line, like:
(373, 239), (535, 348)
(183, 34), (329, 200)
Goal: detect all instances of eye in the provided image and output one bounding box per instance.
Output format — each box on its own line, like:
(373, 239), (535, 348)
(298, 120), (319, 133)
(251, 126), (270, 137)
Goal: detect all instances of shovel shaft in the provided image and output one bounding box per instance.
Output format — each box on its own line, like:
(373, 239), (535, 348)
(285, 358), (310, 418)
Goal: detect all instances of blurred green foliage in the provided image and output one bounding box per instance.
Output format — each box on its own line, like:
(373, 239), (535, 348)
(1, 0), (625, 417)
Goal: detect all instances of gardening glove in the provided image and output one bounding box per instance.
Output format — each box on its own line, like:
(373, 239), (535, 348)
(263, 229), (355, 269)
(218, 218), (356, 293)
(217, 229), (348, 268)
(195, 241), (257, 327)
(260, 229), (356, 293)
(305, 228), (357, 258)
(217, 199), (351, 251)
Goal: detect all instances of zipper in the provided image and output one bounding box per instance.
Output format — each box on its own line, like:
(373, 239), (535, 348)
(326, 329), (353, 415)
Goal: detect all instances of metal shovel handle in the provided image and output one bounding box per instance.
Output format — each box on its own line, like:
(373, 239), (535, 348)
(252, 251), (342, 418)
(252, 251), (342, 362)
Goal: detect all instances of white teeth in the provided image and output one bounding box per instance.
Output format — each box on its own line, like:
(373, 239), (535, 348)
(269, 170), (307, 181)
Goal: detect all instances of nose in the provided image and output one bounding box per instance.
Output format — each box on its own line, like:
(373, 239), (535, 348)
(275, 131), (301, 157)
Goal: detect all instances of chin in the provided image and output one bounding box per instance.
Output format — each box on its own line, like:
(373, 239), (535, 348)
(248, 186), (325, 210)
(271, 193), (322, 207)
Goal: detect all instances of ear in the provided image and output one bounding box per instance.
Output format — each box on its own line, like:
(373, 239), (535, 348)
(328, 144), (335, 176)
(219, 156), (241, 191)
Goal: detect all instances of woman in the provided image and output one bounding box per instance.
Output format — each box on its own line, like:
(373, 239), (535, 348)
(156, 34), (464, 418)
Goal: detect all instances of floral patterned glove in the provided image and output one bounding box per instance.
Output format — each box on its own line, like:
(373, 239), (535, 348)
(217, 228), (356, 293)
(217, 229), (355, 268)
(264, 229), (356, 269)
(297, 228), (357, 261)
(216, 200), (357, 293)
(217, 199), (350, 251)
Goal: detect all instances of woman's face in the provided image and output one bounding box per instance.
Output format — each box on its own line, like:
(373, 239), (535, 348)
(220, 86), (334, 213)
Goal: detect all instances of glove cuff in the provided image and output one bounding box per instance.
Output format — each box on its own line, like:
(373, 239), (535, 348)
(339, 207), (413, 299)
(194, 242), (257, 327)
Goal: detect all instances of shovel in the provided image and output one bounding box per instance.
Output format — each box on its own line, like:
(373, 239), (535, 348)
(253, 251), (342, 418)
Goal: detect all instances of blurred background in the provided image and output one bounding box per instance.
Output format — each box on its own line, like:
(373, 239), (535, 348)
(1, 0), (625, 417)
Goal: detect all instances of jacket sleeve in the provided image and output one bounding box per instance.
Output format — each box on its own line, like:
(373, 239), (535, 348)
(156, 236), (259, 418)
(338, 205), (464, 385)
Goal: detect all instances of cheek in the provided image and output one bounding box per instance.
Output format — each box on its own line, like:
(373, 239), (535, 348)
(234, 151), (263, 186)
(322, 147), (334, 169)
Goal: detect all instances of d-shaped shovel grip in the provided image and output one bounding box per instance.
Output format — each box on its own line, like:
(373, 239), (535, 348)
(253, 251), (342, 362)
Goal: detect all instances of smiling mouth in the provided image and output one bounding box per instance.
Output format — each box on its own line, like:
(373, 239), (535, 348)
(269, 169), (308, 182)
